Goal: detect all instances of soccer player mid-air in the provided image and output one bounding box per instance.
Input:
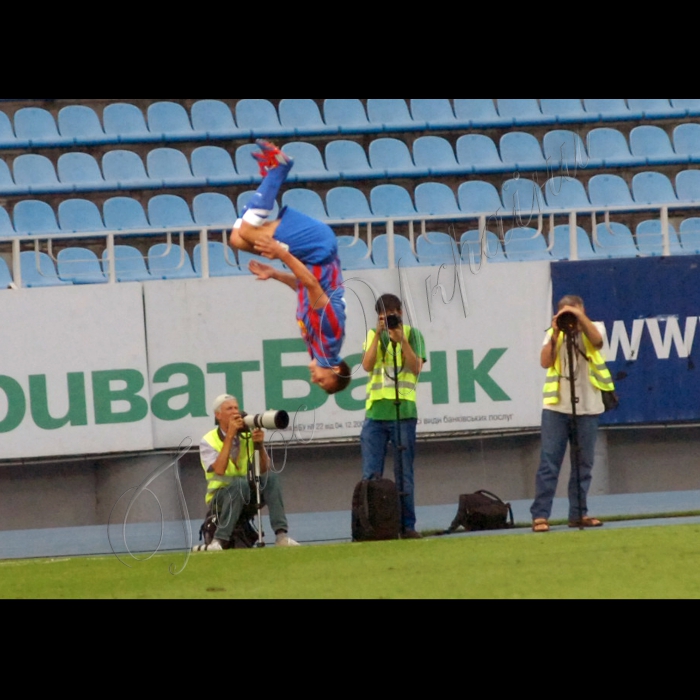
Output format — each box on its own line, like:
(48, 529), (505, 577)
(229, 140), (350, 395)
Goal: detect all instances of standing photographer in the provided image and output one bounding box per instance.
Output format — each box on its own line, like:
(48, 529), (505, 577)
(531, 295), (614, 533)
(360, 294), (426, 539)
(197, 395), (299, 551)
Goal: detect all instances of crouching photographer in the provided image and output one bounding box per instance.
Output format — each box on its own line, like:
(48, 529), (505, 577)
(196, 394), (299, 551)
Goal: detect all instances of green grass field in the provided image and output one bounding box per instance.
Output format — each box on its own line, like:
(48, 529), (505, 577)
(2, 522), (700, 599)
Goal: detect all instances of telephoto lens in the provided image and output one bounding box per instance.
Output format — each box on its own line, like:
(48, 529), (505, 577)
(386, 314), (401, 330)
(242, 411), (290, 431)
(557, 311), (578, 334)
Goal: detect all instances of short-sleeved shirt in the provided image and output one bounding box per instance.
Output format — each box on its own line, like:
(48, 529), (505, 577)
(543, 323), (605, 416)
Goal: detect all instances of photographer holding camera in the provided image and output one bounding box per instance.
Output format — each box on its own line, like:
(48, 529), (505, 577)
(360, 294), (426, 539)
(531, 295), (614, 534)
(196, 395), (299, 551)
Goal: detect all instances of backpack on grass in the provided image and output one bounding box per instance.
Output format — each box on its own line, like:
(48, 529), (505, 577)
(445, 490), (515, 534)
(352, 478), (401, 542)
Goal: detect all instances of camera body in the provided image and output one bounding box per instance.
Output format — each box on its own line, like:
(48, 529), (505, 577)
(240, 410), (290, 432)
(386, 314), (401, 330)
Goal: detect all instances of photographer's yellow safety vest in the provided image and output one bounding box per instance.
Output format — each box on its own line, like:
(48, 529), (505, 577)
(201, 428), (252, 505)
(543, 329), (615, 406)
(365, 326), (419, 411)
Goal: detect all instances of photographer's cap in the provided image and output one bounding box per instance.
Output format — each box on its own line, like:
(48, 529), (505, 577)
(212, 394), (236, 413)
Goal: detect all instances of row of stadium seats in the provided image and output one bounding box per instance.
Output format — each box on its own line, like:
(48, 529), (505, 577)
(2, 169), (699, 238)
(4, 126), (700, 196)
(0, 99), (695, 150)
(4, 217), (700, 290)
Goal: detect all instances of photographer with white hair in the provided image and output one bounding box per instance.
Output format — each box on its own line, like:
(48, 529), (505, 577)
(196, 394), (299, 551)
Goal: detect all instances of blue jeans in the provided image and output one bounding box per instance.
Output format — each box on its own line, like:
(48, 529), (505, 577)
(210, 471), (288, 542)
(361, 419), (417, 530)
(530, 409), (600, 522)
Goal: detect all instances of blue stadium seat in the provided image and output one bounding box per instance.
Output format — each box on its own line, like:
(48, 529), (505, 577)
(14, 107), (70, 147)
(453, 99), (507, 127)
(582, 99), (631, 121)
(192, 192), (237, 228)
(148, 243), (199, 279)
(0, 257), (13, 289)
(326, 187), (373, 220)
(629, 126), (680, 165)
(369, 138), (420, 178)
(281, 189), (329, 220)
(501, 178), (547, 215)
(278, 99), (338, 136)
(635, 220), (683, 256)
(336, 236), (375, 270)
(13, 154), (73, 194)
(413, 136), (463, 176)
(543, 177), (591, 211)
(593, 222), (639, 258)
(503, 227), (552, 261)
(499, 132), (547, 171)
(147, 101), (196, 141)
(0, 110), (21, 148)
(281, 142), (331, 181)
(235, 143), (264, 182)
(20, 251), (72, 287)
(458, 181), (504, 215)
(13, 200), (61, 235)
(102, 245), (158, 282)
(103, 103), (159, 143)
(586, 128), (638, 167)
(191, 146), (243, 186)
(679, 218), (700, 254)
(539, 99), (592, 124)
(190, 100), (247, 139)
(58, 199), (106, 234)
(0, 158), (23, 196)
(631, 172), (679, 205)
(237, 191), (279, 220)
(323, 99), (382, 134)
(236, 247), (287, 275)
(496, 99), (547, 126)
(103, 197), (152, 232)
(627, 99), (685, 119)
(58, 105), (115, 146)
(57, 152), (107, 192)
(193, 241), (245, 277)
(416, 232), (460, 266)
(460, 230), (506, 264)
(147, 148), (207, 188)
(367, 99), (425, 131)
(671, 99), (700, 117)
(235, 99), (288, 138)
(370, 184), (418, 218)
(324, 140), (376, 180)
(675, 170), (700, 203)
(372, 234), (420, 267)
(456, 134), (503, 173)
(0, 204), (15, 236)
(588, 174), (634, 208)
(414, 182), (461, 217)
(673, 123), (700, 162)
(410, 99), (458, 129)
(148, 194), (198, 230)
(57, 248), (108, 285)
(543, 130), (589, 168)
(102, 150), (158, 190)
(549, 225), (599, 261)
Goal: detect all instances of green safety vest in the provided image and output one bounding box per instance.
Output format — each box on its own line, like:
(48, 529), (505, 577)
(542, 329), (615, 406)
(201, 428), (252, 505)
(365, 326), (419, 411)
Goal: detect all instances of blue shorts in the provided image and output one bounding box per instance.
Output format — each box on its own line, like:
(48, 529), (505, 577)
(274, 207), (338, 266)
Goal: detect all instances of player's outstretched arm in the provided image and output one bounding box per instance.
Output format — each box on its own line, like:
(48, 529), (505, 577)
(248, 260), (297, 291)
(255, 239), (329, 310)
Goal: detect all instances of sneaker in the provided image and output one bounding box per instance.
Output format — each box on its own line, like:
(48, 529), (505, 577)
(192, 538), (226, 552)
(252, 140), (294, 176)
(275, 533), (301, 547)
(401, 530), (423, 540)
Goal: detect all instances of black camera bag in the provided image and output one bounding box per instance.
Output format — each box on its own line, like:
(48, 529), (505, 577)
(446, 490), (514, 533)
(352, 478), (401, 542)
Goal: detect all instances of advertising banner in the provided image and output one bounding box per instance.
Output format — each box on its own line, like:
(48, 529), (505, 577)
(552, 256), (700, 425)
(0, 284), (153, 460)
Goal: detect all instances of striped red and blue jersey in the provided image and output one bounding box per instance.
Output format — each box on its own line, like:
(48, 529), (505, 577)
(297, 255), (346, 368)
